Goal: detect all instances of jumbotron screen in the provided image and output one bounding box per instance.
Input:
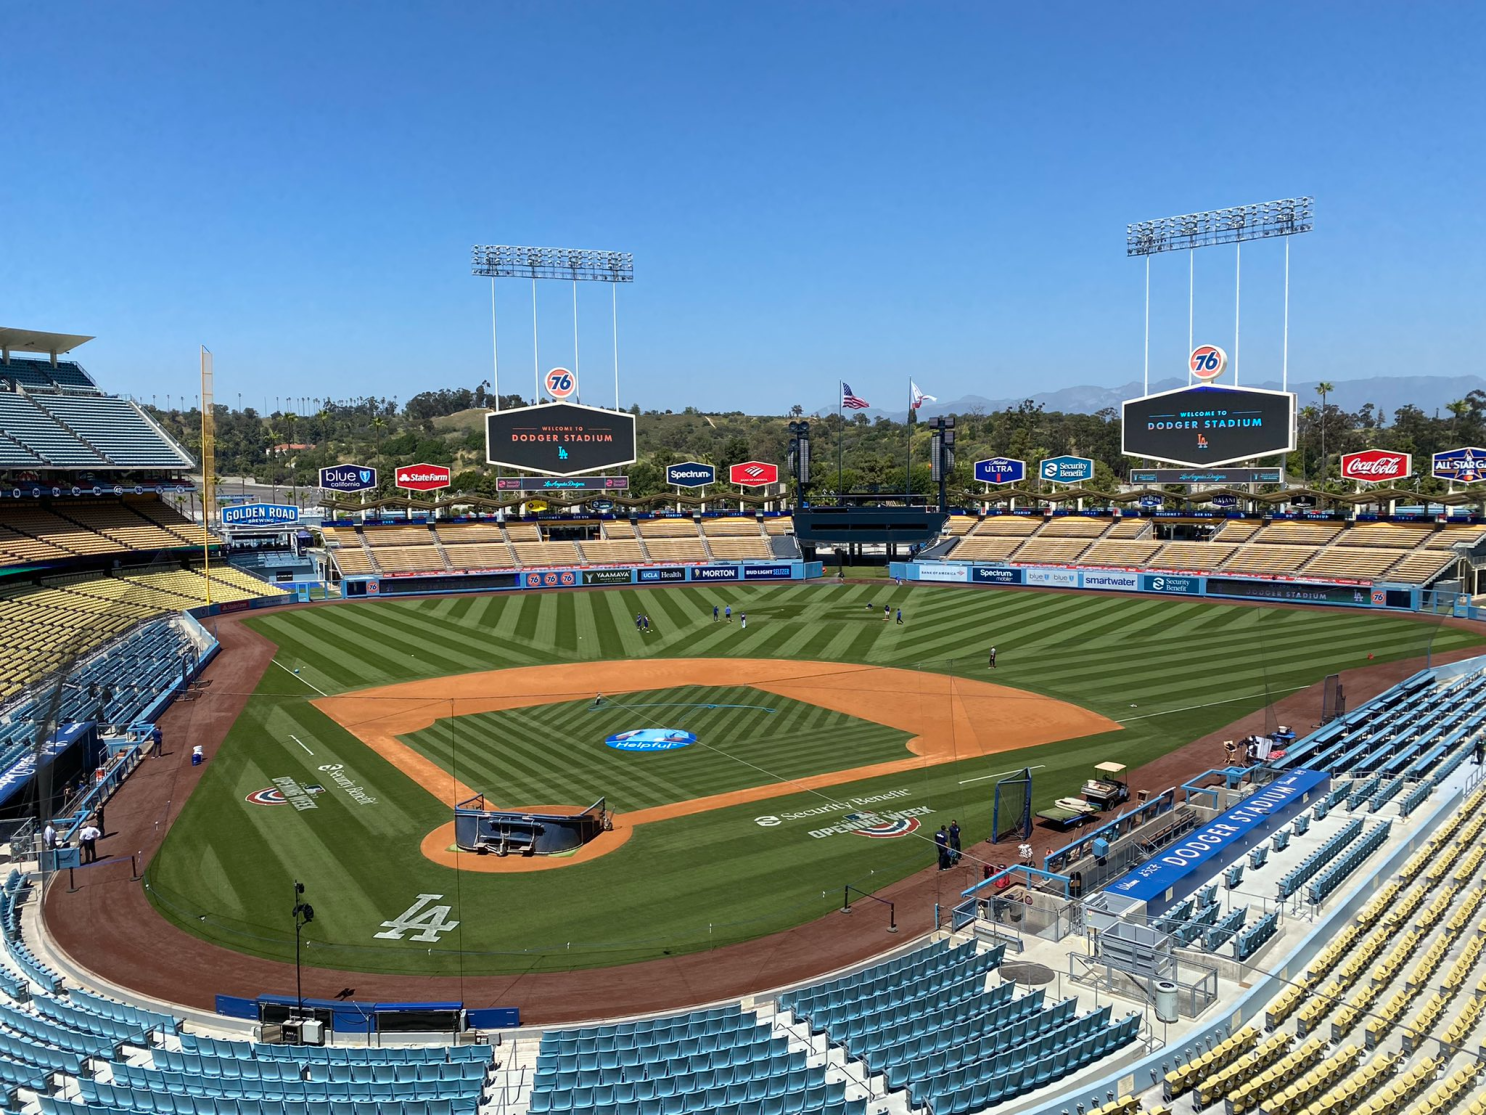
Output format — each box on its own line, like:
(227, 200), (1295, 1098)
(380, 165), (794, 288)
(485, 402), (637, 477)
(1122, 384), (1295, 467)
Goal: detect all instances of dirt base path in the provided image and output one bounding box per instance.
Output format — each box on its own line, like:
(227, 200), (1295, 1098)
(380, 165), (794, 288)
(315, 659), (1119, 871)
(42, 601), (1486, 1024)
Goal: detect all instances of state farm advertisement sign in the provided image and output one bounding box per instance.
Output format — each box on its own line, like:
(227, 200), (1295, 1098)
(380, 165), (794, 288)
(729, 461), (779, 487)
(395, 463), (452, 491)
(1340, 450), (1411, 483)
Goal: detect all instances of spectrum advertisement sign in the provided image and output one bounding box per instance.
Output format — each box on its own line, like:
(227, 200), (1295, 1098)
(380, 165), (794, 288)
(666, 462), (716, 487)
(972, 567), (1023, 585)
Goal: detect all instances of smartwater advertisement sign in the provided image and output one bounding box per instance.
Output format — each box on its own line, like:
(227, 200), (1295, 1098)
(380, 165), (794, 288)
(1024, 567), (1079, 588)
(917, 564), (969, 583)
(742, 565), (793, 580)
(972, 567), (1023, 584)
(1081, 571), (1140, 592)
(1141, 573), (1202, 595)
(222, 503), (300, 529)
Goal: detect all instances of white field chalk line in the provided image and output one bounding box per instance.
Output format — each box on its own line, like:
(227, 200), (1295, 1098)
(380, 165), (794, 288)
(273, 658), (328, 697)
(959, 764), (1047, 786)
(290, 734), (314, 756)
(1114, 685), (1309, 723)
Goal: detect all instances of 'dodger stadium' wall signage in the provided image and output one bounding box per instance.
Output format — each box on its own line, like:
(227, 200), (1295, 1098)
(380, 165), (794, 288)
(486, 402), (638, 477)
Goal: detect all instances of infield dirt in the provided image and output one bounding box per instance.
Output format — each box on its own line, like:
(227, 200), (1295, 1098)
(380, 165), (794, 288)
(316, 658), (1120, 872)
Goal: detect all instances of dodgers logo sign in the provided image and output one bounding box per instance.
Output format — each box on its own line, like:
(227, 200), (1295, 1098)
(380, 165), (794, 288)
(974, 457), (1025, 485)
(1038, 455), (1094, 484)
(666, 462), (716, 487)
(544, 367), (577, 400)
(1432, 446), (1486, 483)
(319, 464), (377, 492)
(222, 503), (300, 528)
(606, 729), (697, 753)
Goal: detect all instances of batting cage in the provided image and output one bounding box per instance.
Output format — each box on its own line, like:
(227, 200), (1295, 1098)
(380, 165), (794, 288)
(453, 793), (609, 856)
(990, 767), (1033, 844)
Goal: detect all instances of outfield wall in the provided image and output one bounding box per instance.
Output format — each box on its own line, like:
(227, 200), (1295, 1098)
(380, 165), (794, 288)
(341, 560), (824, 598)
(893, 560), (1423, 611)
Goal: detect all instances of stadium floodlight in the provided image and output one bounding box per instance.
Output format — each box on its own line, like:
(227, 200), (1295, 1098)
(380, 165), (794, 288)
(472, 244), (634, 417)
(1126, 197), (1313, 256)
(470, 245), (634, 282)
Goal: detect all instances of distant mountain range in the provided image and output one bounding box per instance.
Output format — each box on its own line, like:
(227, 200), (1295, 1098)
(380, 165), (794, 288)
(850, 376), (1486, 421)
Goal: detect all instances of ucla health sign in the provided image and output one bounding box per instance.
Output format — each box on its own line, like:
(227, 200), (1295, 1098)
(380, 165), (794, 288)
(666, 462), (716, 487)
(319, 464), (377, 492)
(222, 503), (299, 529)
(974, 457), (1025, 485)
(1038, 455), (1095, 484)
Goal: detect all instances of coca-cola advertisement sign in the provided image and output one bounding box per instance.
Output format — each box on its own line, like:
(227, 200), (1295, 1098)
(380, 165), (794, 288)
(1341, 450), (1411, 483)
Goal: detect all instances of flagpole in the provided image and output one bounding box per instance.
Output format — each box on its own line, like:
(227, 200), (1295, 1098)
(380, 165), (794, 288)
(837, 381), (844, 505)
(905, 377), (912, 499)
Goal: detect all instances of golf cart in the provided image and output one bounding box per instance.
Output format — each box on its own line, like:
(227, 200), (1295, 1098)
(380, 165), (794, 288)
(1080, 762), (1130, 810)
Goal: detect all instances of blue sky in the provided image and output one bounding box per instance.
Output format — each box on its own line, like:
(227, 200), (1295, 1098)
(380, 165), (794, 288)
(4, 2), (1483, 415)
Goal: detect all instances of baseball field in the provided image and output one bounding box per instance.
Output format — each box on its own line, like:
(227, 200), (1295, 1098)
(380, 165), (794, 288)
(145, 581), (1481, 976)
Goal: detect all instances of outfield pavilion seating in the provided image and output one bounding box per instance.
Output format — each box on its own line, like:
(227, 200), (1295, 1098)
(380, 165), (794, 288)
(1076, 540), (1161, 566)
(1038, 517), (1110, 539)
(0, 499), (210, 569)
(969, 516), (1042, 538)
(1105, 519), (1151, 539)
(512, 540), (582, 566)
(946, 536), (1023, 562)
(701, 518), (772, 561)
(577, 538), (647, 564)
(435, 522), (517, 570)
(505, 522), (543, 543)
(30, 393), (193, 469)
(1300, 546), (1412, 580)
(1011, 537), (1096, 564)
(1423, 524), (1486, 550)
(1251, 520), (1346, 546)
(642, 537), (709, 562)
(944, 515), (977, 537)
(1217, 544), (1315, 576)
(1335, 522), (1434, 549)
(763, 516), (794, 536)
(1211, 519), (1261, 542)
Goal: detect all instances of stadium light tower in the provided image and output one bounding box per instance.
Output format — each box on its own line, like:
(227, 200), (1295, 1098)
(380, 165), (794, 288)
(1126, 198), (1313, 392)
(471, 246), (634, 412)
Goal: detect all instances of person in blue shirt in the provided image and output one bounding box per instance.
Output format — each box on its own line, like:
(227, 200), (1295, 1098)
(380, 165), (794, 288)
(713, 604), (719, 622)
(896, 608), (903, 625)
(725, 605), (732, 623)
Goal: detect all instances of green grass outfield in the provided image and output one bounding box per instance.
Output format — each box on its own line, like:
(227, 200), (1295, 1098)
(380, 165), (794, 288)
(146, 582), (1483, 975)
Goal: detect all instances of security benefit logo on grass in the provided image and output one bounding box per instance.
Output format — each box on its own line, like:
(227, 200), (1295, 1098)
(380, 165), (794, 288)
(245, 778), (325, 810)
(316, 764), (378, 806)
(752, 788), (934, 839)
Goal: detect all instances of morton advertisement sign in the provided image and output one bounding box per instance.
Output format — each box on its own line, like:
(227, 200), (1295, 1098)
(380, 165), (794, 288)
(485, 402), (637, 477)
(1122, 384), (1296, 468)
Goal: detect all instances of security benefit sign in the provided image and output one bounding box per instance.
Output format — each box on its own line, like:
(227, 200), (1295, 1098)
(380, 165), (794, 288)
(485, 402), (637, 477)
(1122, 384), (1295, 468)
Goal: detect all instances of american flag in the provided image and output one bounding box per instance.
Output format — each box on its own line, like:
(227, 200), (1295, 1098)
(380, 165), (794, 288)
(841, 382), (871, 410)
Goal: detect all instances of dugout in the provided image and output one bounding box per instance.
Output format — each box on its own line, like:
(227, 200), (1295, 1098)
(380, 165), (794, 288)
(453, 794), (608, 856)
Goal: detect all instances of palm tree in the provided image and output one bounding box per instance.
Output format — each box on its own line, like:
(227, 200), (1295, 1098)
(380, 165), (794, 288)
(1315, 382), (1334, 486)
(1298, 405), (1318, 484)
(371, 415), (387, 467)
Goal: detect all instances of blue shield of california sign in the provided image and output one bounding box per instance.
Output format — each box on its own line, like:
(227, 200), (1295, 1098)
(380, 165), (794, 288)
(1039, 455), (1095, 484)
(974, 457), (1025, 485)
(319, 464), (378, 492)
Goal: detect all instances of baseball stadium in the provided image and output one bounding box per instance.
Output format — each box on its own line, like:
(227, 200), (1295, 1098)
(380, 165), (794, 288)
(2, 294), (1486, 1115)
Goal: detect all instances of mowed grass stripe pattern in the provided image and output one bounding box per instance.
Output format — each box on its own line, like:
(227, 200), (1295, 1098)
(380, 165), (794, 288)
(401, 684), (914, 812)
(249, 583), (1475, 723)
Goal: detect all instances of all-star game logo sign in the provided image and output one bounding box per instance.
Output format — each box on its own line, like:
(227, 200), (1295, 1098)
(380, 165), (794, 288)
(844, 811), (922, 839)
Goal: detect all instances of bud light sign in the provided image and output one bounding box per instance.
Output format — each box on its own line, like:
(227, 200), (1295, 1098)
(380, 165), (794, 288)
(1340, 450), (1411, 483)
(222, 503), (300, 529)
(319, 464), (377, 492)
(974, 457), (1025, 485)
(666, 462), (716, 487)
